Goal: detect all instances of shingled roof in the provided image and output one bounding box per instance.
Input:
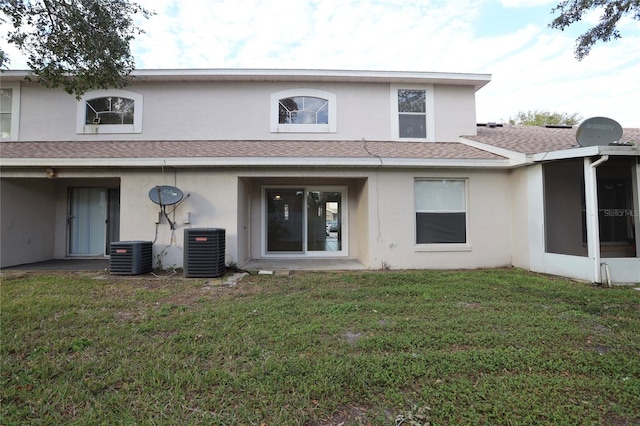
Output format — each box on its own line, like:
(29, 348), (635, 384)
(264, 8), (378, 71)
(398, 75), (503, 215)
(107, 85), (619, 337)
(3, 127), (638, 169)
(463, 125), (640, 155)
(0, 140), (503, 161)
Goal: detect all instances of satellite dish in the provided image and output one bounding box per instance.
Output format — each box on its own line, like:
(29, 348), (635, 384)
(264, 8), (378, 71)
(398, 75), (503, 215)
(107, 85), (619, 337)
(148, 185), (184, 206)
(576, 117), (623, 147)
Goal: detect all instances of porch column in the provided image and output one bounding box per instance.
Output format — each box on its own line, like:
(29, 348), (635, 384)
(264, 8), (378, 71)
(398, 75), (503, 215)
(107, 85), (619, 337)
(583, 156), (608, 283)
(633, 160), (640, 257)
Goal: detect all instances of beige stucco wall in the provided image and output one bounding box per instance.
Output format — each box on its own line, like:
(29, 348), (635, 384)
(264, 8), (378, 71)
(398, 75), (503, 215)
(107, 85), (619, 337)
(115, 169), (240, 269)
(0, 178), (56, 267)
(14, 80), (477, 142)
(366, 168), (512, 270)
(433, 85), (478, 141)
(510, 167), (530, 269)
(238, 167), (512, 270)
(1, 166), (514, 270)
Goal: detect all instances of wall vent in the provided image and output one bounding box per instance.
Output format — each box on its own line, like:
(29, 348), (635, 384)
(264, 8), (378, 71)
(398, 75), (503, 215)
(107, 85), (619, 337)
(110, 241), (153, 275)
(184, 228), (226, 278)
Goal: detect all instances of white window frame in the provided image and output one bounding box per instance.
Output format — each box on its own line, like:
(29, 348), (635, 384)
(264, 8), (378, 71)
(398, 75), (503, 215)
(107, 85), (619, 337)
(77, 89), (143, 134)
(261, 185), (348, 257)
(1, 82), (21, 141)
(391, 84), (435, 142)
(414, 178), (471, 252)
(270, 89), (337, 133)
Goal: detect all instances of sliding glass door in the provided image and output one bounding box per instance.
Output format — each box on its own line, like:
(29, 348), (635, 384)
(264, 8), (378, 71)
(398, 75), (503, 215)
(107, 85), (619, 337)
(69, 187), (120, 256)
(265, 186), (346, 256)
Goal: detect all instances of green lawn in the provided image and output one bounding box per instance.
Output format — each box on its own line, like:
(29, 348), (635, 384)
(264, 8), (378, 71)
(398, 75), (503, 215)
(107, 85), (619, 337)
(1, 268), (639, 425)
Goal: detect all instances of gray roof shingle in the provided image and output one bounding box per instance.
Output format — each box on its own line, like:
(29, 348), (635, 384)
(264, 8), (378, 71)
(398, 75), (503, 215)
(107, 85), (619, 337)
(463, 126), (640, 155)
(0, 140), (504, 160)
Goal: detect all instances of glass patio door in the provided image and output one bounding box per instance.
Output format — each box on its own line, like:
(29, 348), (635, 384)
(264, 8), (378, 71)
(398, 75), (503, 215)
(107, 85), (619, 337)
(69, 188), (120, 256)
(266, 188), (304, 252)
(265, 186), (345, 256)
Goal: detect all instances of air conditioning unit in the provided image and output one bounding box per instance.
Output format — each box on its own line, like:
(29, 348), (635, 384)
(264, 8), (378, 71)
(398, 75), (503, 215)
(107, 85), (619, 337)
(110, 241), (153, 275)
(184, 228), (225, 278)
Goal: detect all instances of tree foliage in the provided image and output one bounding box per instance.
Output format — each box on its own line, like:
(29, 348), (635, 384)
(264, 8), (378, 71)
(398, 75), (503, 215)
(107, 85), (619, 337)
(0, 0), (152, 97)
(550, 0), (640, 60)
(510, 110), (583, 126)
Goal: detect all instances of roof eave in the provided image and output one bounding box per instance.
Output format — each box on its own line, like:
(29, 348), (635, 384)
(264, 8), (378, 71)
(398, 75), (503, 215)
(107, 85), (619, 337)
(532, 145), (640, 162)
(459, 137), (530, 166)
(0, 157), (510, 169)
(1, 68), (492, 90)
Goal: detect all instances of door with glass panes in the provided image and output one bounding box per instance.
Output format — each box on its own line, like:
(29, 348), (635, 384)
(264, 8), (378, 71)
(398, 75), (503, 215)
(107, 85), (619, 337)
(264, 186), (346, 256)
(68, 188), (120, 256)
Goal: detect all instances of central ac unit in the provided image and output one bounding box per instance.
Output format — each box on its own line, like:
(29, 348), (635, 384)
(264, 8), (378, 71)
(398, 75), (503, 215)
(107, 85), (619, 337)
(110, 241), (153, 275)
(184, 228), (225, 278)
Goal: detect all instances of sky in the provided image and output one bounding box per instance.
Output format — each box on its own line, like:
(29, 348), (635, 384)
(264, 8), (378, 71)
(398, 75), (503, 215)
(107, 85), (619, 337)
(3, 0), (640, 127)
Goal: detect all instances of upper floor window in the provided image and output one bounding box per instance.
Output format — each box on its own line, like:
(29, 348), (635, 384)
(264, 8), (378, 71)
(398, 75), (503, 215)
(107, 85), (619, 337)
(391, 84), (435, 141)
(279, 96), (328, 125)
(398, 90), (426, 138)
(86, 97), (134, 125)
(1, 83), (21, 141)
(271, 89), (336, 133)
(77, 89), (143, 134)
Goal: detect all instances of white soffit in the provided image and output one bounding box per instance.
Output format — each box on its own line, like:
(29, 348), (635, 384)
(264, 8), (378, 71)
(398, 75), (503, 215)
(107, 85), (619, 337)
(0, 157), (510, 169)
(1, 69), (492, 91)
(459, 137), (528, 166)
(533, 145), (640, 162)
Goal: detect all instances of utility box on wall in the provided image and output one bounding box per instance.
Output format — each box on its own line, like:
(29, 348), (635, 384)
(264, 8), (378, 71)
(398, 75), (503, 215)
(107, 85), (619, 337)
(110, 241), (153, 275)
(183, 228), (226, 278)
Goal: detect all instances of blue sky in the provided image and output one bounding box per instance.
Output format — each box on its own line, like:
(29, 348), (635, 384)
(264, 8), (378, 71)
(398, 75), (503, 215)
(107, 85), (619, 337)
(3, 0), (639, 126)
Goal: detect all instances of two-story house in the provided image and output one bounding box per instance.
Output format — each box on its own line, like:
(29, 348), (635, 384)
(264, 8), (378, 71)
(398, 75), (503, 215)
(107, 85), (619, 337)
(1, 69), (639, 283)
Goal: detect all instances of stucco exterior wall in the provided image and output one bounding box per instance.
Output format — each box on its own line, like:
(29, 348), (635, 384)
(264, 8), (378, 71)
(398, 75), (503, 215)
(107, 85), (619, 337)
(510, 167), (530, 269)
(13, 80), (477, 143)
(0, 178), (56, 267)
(366, 168), (512, 270)
(115, 169), (240, 269)
(433, 85), (478, 141)
(1, 166), (514, 271)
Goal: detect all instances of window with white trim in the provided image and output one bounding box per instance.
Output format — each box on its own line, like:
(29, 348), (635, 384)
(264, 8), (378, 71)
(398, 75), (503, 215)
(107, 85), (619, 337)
(77, 89), (143, 134)
(391, 84), (435, 141)
(271, 89), (336, 133)
(1, 83), (21, 141)
(415, 179), (467, 244)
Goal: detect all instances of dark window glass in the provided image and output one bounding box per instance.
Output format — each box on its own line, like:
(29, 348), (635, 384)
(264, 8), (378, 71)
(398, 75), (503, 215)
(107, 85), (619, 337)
(398, 90), (426, 138)
(416, 212), (466, 244)
(85, 97), (134, 125)
(279, 96), (328, 124)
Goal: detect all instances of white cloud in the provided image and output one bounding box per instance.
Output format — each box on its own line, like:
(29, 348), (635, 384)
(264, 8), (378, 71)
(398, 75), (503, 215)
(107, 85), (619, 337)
(3, 0), (639, 127)
(499, 0), (556, 7)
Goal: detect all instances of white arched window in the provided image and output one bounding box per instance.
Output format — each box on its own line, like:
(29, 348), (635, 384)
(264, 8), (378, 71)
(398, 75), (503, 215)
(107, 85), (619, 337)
(77, 89), (143, 134)
(271, 89), (337, 133)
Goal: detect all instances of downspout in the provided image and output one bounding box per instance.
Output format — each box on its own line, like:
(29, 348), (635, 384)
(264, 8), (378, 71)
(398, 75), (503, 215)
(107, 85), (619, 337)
(588, 155), (609, 283)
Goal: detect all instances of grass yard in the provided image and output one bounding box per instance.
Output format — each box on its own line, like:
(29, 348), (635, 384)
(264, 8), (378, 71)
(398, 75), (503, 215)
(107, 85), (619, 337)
(1, 268), (639, 425)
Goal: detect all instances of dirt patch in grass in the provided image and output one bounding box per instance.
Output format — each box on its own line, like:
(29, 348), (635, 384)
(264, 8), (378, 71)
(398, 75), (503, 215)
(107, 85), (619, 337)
(343, 331), (362, 345)
(602, 412), (640, 426)
(307, 404), (379, 426)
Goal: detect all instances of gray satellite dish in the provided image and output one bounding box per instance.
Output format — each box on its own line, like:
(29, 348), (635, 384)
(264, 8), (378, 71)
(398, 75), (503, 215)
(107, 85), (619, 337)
(576, 117), (623, 147)
(149, 185), (184, 206)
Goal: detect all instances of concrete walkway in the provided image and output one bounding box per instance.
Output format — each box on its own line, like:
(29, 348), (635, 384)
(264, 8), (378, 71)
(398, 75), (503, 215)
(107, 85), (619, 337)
(242, 258), (366, 271)
(2, 258), (367, 273)
(2, 259), (110, 271)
